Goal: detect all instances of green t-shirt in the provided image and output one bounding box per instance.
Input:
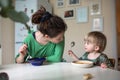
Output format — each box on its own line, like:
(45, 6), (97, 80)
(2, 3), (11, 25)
(79, 52), (114, 68)
(16, 32), (65, 62)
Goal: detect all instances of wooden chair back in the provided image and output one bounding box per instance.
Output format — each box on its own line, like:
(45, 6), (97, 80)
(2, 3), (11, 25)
(109, 58), (115, 68)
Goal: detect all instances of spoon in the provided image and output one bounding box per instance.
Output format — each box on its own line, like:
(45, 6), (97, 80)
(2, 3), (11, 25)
(70, 41), (75, 50)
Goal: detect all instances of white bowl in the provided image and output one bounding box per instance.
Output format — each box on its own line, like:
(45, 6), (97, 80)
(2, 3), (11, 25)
(71, 60), (93, 68)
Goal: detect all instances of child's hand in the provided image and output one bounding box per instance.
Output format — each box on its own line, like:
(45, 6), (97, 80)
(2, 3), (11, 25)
(19, 44), (28, 56)
(68, 50), (74, 57)
(68, 50), (79, 61)
(100, 63), (108, 68)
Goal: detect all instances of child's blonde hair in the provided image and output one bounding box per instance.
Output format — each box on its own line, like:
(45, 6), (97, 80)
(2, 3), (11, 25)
(84, 31), (107, 53)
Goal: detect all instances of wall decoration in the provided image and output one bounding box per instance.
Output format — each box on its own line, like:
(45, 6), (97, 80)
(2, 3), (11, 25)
(76, 6), (88, 23)
(67, 0), (81, 6)
(63, 9), (75, 19)
(92, 16), (103, 31)
(56, 0), (64, 8)
(90, 0), (101, 15)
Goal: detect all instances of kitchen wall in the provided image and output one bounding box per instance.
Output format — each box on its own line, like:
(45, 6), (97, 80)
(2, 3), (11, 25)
(0, 17), (15, 65)
(0, 0), (118, 68)
(49, 0), (117, 68)
(0, 0), (15, 65)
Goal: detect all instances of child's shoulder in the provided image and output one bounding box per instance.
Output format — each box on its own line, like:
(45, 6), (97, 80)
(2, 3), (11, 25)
(99, 53), (108, 59)
(101, 53), (107, 56)
(83, 52), (89, 56)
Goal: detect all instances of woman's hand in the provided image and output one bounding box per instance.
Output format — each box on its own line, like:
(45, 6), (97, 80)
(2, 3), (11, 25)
(100, 63), (108, 68)
(16, 44), (28, 63)
(19, 44), (28, 57)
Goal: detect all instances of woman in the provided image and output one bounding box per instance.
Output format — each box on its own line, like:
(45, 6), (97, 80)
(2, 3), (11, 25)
(16, 6), (67, 63)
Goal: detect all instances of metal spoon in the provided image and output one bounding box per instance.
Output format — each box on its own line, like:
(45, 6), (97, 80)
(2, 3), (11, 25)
(70, 41), (75, 50)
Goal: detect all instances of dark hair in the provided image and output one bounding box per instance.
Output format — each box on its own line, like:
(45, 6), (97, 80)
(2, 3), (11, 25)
(32, 6), (67, 38)
(86, 31), (107, 52)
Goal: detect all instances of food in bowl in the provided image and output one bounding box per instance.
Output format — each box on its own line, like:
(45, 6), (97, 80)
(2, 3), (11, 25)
(28, 58), (45, 66)
(71, 60), (93, 68)
(74, 60), (92, 64)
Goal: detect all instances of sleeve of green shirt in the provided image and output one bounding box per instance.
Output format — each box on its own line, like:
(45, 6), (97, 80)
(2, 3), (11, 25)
(99, 53), (114, 68)
(46, 39), (65, 62)
(15, 33), (32, 63)
(79, 52), (88, 60)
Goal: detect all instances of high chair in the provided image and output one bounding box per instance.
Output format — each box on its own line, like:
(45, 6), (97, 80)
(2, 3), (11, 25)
(109, 58), (115, 68)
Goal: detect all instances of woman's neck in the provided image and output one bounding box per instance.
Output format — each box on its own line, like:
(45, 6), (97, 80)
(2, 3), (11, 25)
(35, 31), (49, 45)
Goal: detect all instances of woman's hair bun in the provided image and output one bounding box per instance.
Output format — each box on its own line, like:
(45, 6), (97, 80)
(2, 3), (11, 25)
(32, 6), (47, 24)
(40, 12), (52, 22)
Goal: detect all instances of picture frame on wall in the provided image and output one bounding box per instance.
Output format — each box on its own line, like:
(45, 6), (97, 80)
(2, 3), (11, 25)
(90, 0), (101, 15)
(76, 6), (88, 23)
(56, 0), (64, 8)
(63, 9), (75, 19)
(92, 16), (103, 31)
(67, 0), (81, 6)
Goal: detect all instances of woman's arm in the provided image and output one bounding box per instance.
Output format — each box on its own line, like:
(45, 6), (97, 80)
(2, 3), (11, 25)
(15, 44), (28, 63)
(46, 40), (64, 62)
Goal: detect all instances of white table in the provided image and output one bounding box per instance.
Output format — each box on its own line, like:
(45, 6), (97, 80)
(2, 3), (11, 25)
(0, 62), (120, 80)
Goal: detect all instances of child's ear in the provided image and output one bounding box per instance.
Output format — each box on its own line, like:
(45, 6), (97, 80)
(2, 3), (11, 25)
(95, 46), (99, 51)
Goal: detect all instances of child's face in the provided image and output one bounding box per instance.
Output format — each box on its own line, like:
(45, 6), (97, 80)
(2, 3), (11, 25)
(84, 37), (99, 53)
(84, 41), (96, 52)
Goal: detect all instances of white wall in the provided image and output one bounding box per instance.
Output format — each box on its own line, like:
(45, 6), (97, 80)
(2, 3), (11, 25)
(50, 0), (117, 68)
(0, 17), (2, 65)
(0, 18), (15, 65)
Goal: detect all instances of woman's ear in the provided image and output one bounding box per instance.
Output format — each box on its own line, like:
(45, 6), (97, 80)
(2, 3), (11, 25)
(44, 35), (49, 38)
(44, 35), (52, 41)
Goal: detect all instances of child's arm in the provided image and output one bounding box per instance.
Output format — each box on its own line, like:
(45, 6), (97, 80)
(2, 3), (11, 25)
(68, 50), (79, 61)
(100, 63), (108, 68)
(46, 40), (64, 62)
(99, 53), (114, 69)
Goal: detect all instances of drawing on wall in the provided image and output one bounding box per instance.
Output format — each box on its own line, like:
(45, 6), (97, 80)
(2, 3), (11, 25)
(56, 0), (64, 8)
(76, 7), (88, 23)
(63, 9), (75, 19)
(67, 0), (81, 6)
(92, 17), (103, 31)
(90, 0), (101, 15)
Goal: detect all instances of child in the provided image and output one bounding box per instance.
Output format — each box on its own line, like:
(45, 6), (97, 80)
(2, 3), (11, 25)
(68, 31), (114, 68)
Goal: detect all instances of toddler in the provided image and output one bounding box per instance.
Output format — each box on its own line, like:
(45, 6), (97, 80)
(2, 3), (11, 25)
(68, 31), (114, 68)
